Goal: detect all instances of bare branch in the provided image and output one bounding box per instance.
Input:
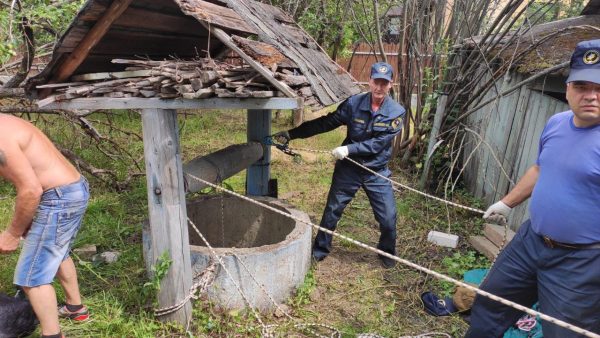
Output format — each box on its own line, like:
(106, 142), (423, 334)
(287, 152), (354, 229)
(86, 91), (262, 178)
(3, 14), (35, 88)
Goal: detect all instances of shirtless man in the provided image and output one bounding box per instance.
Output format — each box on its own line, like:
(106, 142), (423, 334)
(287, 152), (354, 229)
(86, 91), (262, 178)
(0, 114), (90, 338)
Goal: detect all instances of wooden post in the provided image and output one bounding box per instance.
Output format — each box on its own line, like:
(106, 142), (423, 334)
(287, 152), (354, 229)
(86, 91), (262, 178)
(420, 94), (447, 189)
(246, 109), (271, 195)
(141, 108), (192, 325)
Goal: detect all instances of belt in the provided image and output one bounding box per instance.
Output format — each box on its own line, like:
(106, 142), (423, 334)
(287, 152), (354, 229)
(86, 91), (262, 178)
(542, 235), (600, 250)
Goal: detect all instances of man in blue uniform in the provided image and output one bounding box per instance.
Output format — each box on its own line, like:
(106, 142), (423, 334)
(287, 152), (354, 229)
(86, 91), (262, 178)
(468, 39), (600, 337)
(274, 62), (405, 268)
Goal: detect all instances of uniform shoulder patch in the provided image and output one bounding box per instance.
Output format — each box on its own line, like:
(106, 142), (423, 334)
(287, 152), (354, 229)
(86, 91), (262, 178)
(392, 118), (402, 129)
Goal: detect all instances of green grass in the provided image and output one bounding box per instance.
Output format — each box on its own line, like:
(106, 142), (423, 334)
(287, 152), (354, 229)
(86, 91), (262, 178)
(0, 110), (487, 337)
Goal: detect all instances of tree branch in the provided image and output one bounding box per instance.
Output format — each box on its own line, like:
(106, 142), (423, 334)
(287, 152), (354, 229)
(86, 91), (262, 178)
(3, 15), (35, 88)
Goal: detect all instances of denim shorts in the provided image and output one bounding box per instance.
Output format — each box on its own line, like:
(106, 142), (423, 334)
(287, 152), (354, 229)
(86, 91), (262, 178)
(14, 176), (89, 287)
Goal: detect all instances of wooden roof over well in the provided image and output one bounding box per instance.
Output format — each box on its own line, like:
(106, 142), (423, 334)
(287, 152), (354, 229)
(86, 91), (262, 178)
(26, 0), (360, 107)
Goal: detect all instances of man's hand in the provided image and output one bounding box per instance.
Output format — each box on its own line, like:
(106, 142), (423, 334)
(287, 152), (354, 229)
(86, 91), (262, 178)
(0, 229), (21, 253)
(272, 131), (291, 144)
(483, 201), (512, 225)
(331, 146), (349, 160)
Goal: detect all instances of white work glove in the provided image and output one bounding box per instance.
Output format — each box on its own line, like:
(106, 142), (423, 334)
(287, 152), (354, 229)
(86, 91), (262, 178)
(483, 201), (512, 225)
(331, 146), (349, 160)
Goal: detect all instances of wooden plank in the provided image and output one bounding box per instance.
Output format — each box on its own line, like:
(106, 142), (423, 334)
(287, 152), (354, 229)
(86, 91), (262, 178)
(38, 97), (301, 110)
(175, 0), (257, 34)
(420, 94), (447, 187)
(82, 4), (204, 35)
(71, 69), (153, 81)
(468, 236), (500, 261)
(510, 90), (547, 229)
(474, 77), (496, 199)
(141, 108), (192, 325)
(246, 109), (271, 196)
(232, 35), (294, 68)
(35, 82), (87, 89)
(224, 0), (360, 106)
(498, 83), (530, 200)
(483, 224), (515, 247)
(487, 74), (521, 202)
(204, 24), (297, 98)
(57, 28), (212, 55)
(49, 0), (134, 84)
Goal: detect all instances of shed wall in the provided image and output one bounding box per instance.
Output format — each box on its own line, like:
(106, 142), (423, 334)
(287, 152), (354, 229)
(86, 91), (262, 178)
(462, 72), (569, 229)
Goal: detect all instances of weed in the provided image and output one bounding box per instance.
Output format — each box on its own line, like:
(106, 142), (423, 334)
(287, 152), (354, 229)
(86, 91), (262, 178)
(290, 267), (317, 308)
(142, 251), (173, 302)
(438, 251), (489, 296)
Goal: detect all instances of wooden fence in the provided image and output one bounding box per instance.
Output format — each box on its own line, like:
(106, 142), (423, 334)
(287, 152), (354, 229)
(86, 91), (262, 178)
(462, 72), (569, 229)
(337, 42), (436, 98)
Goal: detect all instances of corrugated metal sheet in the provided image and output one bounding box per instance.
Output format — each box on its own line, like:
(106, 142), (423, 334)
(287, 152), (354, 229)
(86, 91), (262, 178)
(463, 72), (569, 229)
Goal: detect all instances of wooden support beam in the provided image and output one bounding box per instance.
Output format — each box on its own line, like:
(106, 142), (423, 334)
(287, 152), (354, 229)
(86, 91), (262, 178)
(246, 109), (271, 196)
(203, 24), (297, 99)
(183, 142), (263, 193)
(38, 97), (300, 110)
(50, 0), (133, 84)
(141, 108), (192, 325)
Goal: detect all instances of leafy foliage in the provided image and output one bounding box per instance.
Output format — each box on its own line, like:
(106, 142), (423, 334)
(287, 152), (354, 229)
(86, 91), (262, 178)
(290, 266), (317, 307)
(269, 0), (398, 59)
(438, 251), (489, 296)
(143, 251), (173, 301)
(0, 0), (83, 63)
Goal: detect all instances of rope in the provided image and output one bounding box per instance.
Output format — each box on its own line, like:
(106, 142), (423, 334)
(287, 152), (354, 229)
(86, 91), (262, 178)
(232, 253), (341, 338)
(186, 217), (270, 333)
(184, 172), (600, 338)
(286, 146), (485, 214)
(154, 258), (218, 317)
(188, 218), (342, 337)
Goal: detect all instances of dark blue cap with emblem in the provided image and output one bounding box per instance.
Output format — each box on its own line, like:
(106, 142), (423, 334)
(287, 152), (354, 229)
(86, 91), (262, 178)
(566, 39), (600, 85)
(370, 62), (393, 81)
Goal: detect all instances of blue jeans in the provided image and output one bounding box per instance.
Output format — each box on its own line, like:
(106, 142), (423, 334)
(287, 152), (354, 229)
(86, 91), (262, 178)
(466, 220), (600, 338)
(313, 161), (397, 260)
(14, 176), (89, 287)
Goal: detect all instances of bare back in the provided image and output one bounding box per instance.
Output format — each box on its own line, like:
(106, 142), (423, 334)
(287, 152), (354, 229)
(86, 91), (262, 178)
(0, 115), (80, 190)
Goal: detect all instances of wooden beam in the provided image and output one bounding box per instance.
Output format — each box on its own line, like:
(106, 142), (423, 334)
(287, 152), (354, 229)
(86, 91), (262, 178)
(175, 0), (257, 34)
(38, 97), (301, 110)
(0, 88), (25, 98)
(50, 0), (134, 84)
(246, 109), (271, 196)
(203, 24), (297, 99)
(183, 143), (263, 193)
(141, 108), (192, 325)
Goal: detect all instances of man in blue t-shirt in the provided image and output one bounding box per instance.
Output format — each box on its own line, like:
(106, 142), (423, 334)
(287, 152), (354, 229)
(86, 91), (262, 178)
(467, 39), (600, 337)
(272, 62), (405, 268)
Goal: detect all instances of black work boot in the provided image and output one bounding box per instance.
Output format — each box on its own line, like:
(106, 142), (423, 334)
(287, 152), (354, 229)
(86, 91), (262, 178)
(379, 254), (396, 269)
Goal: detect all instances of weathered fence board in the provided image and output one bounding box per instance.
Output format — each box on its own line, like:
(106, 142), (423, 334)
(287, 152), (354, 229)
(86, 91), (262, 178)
(463, 72), (570, 229)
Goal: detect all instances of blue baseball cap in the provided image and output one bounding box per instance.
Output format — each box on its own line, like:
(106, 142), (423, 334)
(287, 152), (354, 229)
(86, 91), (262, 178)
(370, 62), (393, 81)
(566, 39), (600, 85)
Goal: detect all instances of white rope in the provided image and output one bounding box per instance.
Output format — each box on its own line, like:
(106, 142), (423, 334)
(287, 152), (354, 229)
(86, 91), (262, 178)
(154, 258), (218, 317)
(188, 218), (345, 337)
(184, 172), (600, 338)
(232, 253), (341, 338)
(287, 146), (485, 214)
(185, 217), (270, 333)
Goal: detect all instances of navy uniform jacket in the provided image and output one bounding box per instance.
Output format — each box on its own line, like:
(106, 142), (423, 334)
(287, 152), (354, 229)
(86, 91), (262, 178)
(289, 93), (405, 170)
